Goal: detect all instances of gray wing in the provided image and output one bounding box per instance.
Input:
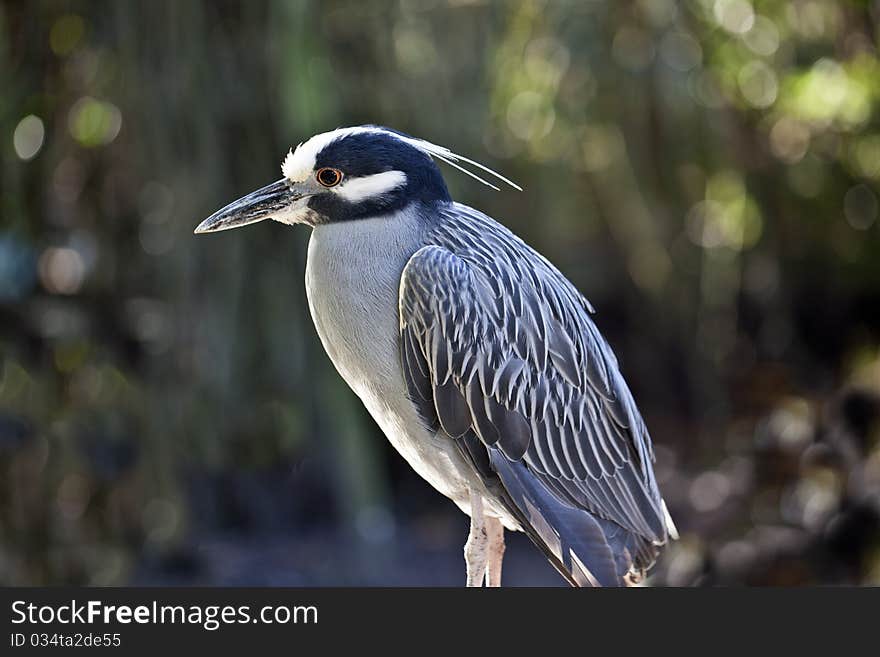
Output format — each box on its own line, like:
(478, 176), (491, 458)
(399, 207), (672, 579)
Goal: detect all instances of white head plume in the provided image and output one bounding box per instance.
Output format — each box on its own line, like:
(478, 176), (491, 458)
(281, 126), (522, 192)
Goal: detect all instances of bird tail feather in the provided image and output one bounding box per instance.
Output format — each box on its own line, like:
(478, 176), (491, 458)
(488, 450), (626, 587)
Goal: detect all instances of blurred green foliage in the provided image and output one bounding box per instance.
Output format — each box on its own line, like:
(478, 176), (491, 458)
(1, 0), (879, 585)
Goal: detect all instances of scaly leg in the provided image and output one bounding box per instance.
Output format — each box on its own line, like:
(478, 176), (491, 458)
(464, 490), (488, 587)
(485, 516), (505, 587)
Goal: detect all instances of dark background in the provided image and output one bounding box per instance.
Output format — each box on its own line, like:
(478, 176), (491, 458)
(1, 0), (879, 586)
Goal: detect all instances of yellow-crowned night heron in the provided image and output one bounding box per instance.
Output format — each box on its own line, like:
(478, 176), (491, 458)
(195, 126), (677, 587)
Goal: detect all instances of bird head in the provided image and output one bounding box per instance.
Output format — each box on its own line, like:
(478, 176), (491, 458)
(194, 125), (520, 233)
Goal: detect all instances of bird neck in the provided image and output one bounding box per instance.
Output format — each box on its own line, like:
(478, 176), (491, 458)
(304, 203), (434, 383)
(307, 202), (436, 285)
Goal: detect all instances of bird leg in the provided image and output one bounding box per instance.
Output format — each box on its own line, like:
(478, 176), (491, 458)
(485, 516), (505, 587)
(464, 490), (488, 587)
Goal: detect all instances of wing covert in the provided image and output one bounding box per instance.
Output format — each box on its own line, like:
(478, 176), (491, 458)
(398, 236), (669, 545)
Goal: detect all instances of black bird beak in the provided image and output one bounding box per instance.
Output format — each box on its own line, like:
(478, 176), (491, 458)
(194, 179), (301, 234)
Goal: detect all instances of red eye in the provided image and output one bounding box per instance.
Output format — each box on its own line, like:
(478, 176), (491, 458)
(316, 167), (343, 187)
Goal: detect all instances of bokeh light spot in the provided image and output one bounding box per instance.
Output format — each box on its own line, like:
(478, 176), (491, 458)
(13, 115), (45, 160)
(660, 31), (702, 72)
(738, 60), (777, 108)
(49, 15), (85, 56)
(769, 117), (810, 164)
(38, 247), (85, 295)
(689, 70), (726, 108)
(580, 124), (624, 172)
(743, 15), (780, 56)
(524, 37), (570, 86)
(506, 91), (555, 141)
(843, 184), (878, 231)
(638, 0), (678, 28)
(68, 97), (122, 147)
(768, 398), (813, 450)
(713, 0), (755, 35)
(392, 22), (437, 75)
(688, 172), (763, 250)
(850, 135), (880, 179)
(689, 470), (732, 512)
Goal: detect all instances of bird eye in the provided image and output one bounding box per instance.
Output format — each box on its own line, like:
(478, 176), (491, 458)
(316, 167), (343, 187)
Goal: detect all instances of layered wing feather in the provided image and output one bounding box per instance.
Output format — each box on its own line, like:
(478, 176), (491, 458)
(398, 204), (673, 582)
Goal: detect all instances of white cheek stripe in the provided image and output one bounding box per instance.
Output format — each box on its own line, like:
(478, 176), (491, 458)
(333, 170), (407, 202)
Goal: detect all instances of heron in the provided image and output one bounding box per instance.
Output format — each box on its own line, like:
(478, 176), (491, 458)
(195, 126), (677, 587)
